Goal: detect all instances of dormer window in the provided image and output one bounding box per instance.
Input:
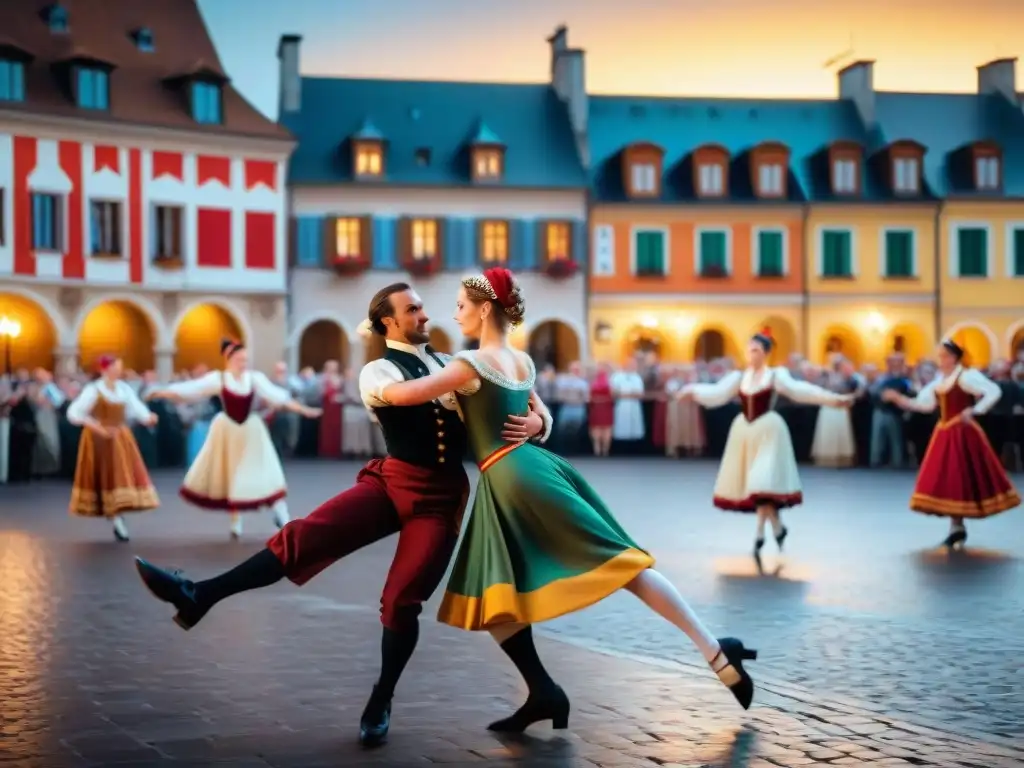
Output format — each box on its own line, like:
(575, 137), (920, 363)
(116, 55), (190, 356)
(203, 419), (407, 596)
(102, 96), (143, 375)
(887, 140), (925, 196)
(692, 144), (729, 198)
(828, 141), (862, 196)
(751, 142), (790, 199)
(43, 3), (68, 33)
(621, 142), (664, 199)
(758, 164), (784, 196)
(76, 66), (110, 110)
(0, 48), (28, 103)
(354, 141), (383, 177)
(191, 81), (222, 124)
(473, 148), (504, 181)
(132, 28), (155, 53)
(971, 143), (1002, 191)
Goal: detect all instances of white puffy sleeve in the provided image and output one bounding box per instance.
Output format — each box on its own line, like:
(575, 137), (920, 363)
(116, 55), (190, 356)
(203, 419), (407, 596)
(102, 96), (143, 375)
(958, 368), (1001, 415)
(164, 371), (222, 401)
(65, 382), (99, 425)
(905, 379), (939, 413)
(686, 370), (741, 408)
(251, 371), (292, 408)
(773, 368), (843, 406)
(119, 381), (154, 423)
(359, 359), (407, 409)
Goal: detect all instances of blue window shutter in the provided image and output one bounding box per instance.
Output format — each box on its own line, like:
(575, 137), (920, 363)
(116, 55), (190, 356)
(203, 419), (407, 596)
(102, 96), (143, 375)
(296, 216), (322, 267)
(97, 71), (108, 109)
(463, 218), (478, 269)
(373, 216), (397, 269)
(520, 219), (538, 270)
(572, 220), (586, 268)
(508, 219), (526, 270)
(443, 218), (461, 270)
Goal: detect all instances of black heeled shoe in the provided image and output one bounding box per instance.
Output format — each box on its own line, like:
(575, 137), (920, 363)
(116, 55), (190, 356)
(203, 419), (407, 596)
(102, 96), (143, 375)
(774, 526), (788, 550)
(942, 528), (967, 551)
(712, 637), (757, 710)
(358, 685), (391, 747)
(134, 557), (209, 630)
(487, 685), (570, 732)
(754, 537), (765, 556)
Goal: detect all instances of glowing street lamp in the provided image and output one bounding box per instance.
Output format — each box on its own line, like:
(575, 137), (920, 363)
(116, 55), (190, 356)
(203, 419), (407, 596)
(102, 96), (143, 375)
(0, 315), (22, 375)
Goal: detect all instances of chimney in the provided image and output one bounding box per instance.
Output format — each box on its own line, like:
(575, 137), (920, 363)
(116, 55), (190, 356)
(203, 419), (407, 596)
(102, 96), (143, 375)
(838, 60), (876, 128)
(978, 58), (1017, 104)
(547, 25), (589, 166)
(277, 34), (302, 114)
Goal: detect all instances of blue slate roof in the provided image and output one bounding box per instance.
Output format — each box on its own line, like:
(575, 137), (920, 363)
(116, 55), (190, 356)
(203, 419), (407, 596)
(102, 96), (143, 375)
(872, 92), (1024, 198)
(283, 78), (586, 188)
(588, 95), (874, 203)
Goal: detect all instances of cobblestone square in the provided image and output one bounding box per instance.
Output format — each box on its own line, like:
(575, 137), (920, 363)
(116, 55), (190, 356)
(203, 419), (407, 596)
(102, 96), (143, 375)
(1, 459), (1022, 766)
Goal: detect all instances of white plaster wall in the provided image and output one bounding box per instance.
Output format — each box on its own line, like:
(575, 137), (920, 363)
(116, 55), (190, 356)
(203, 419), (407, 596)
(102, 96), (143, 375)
(26, 138), (71, 280)
(0, 133), (12, 276)
(82, 143), (130, 284)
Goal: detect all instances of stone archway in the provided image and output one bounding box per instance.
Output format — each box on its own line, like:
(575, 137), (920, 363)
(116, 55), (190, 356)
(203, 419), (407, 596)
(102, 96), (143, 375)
(428, 327), (453, 355)
(173, 303), (246, 373)
(756, 316), (796, 366)
(693, 326), (740, 363)
(1006, 320), (1024, 361)
(886, 322), (929, 365)
(946, 322), (996, 369)
(0, 292), (59, 373)
(528, 320), (581, 372)
(623, 325), (666, 361)
(298, 320), (351, 371)
(819, 324), (865, 367)
(76, 299), (157, 373)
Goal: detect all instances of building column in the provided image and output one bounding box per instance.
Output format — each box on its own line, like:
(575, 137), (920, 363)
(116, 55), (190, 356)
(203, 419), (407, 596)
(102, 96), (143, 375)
(155, 347), (175, 382)
(53, 345), (80, 376)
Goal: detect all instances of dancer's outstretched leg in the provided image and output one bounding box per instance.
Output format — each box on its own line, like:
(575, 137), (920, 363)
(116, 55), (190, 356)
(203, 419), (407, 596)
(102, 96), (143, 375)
(943, 515), (967, 550)
(624, 568), (757, 709)
(487, 624), (569, 732)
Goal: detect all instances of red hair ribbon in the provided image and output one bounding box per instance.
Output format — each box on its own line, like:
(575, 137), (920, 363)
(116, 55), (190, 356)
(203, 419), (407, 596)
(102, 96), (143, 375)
(482, 267), (515, 309)
(760, 326), (773, 338)
(97, 354), (116, 372)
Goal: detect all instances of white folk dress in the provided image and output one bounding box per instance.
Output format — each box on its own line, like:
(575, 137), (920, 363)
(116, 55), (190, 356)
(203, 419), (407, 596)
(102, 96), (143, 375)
(610, 371), (645, 441)
(165, 370), (292, 512)
(811, 374), (857, 467)
(689, 367), (841, 513)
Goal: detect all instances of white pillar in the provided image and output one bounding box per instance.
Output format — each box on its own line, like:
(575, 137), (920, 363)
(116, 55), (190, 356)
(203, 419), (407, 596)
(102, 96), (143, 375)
(155, 347), (175, 382)
(53, 345), (80, 376)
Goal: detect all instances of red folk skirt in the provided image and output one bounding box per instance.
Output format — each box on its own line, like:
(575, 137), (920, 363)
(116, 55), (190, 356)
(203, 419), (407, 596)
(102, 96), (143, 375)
(910, 417), (1020, 518)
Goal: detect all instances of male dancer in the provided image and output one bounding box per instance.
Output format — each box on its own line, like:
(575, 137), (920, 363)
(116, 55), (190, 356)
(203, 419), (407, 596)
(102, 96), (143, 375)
(135, 283), (551, 747)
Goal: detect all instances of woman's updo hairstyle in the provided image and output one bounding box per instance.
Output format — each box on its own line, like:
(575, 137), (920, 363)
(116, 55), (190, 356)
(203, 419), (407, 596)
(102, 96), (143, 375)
(461, 267), (526, 330)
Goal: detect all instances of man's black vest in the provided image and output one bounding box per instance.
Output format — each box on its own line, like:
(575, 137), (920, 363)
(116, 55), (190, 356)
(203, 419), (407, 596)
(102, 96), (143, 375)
(373, 346), (467, 470)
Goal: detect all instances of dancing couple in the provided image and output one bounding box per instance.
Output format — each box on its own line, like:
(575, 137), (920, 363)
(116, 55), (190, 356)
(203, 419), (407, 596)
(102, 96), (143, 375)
(135, 270), (758, 747)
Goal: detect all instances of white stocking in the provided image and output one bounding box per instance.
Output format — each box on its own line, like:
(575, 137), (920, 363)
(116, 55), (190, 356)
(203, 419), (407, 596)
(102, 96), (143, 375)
(754, 507), (769, 540)
(624, 569), (721, 664)
(229, 512), (242, 536)
(768, 508), (784, 537)
(271, 499), (290, 527)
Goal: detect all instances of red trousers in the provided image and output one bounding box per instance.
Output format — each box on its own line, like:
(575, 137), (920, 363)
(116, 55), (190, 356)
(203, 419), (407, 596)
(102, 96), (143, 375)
(266, 457), (469, 631)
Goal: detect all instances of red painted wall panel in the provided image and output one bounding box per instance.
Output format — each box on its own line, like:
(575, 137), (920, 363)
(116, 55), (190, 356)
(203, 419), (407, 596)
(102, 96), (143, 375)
(129, 148), (143, 284)
(12, 136), (36, 276)
(197, 208), (232, 267)
(244, 160), (276, 190)
(197, 155), (231, 186)
(152, 151), (183, 180)
(244, 212), (275, 270)
(58, 140), (84, 279)
(94, 146), (120, 173)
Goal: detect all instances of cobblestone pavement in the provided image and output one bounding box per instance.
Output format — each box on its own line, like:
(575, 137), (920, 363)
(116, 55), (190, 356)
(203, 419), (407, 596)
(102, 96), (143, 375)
(1, 459), (1023, 766)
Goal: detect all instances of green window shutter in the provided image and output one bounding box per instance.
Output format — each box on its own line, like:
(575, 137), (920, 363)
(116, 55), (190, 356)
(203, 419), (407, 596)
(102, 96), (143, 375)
(822, 230), (851, 276)
(699, 230), (726, 273)
(757, 230), (783, 275)
(636, 231), (665, 275)
(884, 231), (913, 277)
(1013, 228), (1024, 277)
(957, 228), (987, 277)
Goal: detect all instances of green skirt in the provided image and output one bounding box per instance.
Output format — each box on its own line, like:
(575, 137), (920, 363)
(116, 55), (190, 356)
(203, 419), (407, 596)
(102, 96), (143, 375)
(438, 442), (653, 630)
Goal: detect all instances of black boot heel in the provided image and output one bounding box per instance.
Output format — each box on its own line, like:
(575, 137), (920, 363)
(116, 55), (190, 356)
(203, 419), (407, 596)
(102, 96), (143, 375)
(487, 686), (570, 733)
(712, 637), (757, 710)
(942, 529), (967, 551)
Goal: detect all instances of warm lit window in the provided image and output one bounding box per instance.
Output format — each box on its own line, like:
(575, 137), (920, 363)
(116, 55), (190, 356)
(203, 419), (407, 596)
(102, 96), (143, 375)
(334, 218), (361, 259)
(976, 156), (1000, 190)
(480, 221), (508, 263)
(832, 159), (857, 194)
(89, 200), (122, 255)
(546, 222), (571, 261)
(411, 218), (437, 259)
(758, 163), (784, 196)
(630, 163), (657, 194)
(355, 143), (383, 176)
(698, 164), (724, 196)
(893, 157), (919, 193)
(474, 149), (503, 180)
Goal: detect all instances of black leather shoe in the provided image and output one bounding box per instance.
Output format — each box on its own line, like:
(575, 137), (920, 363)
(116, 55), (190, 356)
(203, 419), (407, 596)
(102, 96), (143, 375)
(774, 526), (788, 550)
(134, 557), (208, 630)
(358, 686), (391, 747)
(487, 685), (570, 732)
(942, 528), (967, 551)
(711, 637), (758, 710)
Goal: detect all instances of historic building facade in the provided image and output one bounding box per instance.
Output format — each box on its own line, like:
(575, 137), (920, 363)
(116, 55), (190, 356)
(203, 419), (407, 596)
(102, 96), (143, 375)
(278, 29), (588, 373)
(0, 0), (292, 377)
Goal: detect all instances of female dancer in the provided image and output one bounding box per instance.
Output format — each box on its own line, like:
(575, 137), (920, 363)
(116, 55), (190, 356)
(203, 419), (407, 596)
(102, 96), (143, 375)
(146, 339), (322, 540)
(882, 338), (1020, 548)
(65, 355), (160, 541)
(810, 355), (859, 467)
(677, 329), (853, 557)
(374, 267), (758, 732)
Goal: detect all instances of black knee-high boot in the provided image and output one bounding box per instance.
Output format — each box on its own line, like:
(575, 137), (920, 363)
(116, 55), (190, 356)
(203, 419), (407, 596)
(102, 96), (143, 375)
(488, 627), (570, 733)
(360, 625), (419, 747)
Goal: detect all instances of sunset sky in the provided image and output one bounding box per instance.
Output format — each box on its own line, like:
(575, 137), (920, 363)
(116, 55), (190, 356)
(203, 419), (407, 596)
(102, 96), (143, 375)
(197, 0), (1024, 119)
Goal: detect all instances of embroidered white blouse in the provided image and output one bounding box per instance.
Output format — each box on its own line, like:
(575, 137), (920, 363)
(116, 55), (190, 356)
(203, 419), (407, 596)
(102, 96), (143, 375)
(66, 379), (154, 425)
(904, 365), (1001, 415)
(686, 366), (844, 409)
(163, 370), (292, 408)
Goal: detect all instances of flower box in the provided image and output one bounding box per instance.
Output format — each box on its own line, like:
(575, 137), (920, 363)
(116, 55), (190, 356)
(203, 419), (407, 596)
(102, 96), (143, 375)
(332, 256), (371, 276)
(544, 259), (579, 278)
(403, 254), (440, 276)
(152, 255), (184, 271)
(700, 264), (728, 278)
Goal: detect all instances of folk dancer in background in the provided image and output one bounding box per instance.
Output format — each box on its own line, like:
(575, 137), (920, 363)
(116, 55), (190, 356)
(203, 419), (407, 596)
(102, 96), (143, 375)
(677, 329), (853, 561)
(65, 355), (160, 542)
(146, 339), (322, 540)
(883, 338), (1020, 549)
